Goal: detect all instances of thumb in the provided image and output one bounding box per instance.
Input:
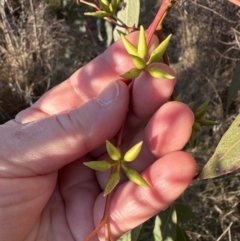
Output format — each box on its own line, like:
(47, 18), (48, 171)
(0, 81), (129, 177)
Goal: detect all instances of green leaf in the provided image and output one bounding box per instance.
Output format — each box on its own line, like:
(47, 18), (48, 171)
(117, 225), (143, 241)
(152, 205), (177, 241)
(175, 224), (190, 241)
(147, 34), (172, 65)
(137, 26), (147, 59)
(113, 0), (140, 41)
(226, 62), (240, 113)
(124, 141), (143, 162)
(131, 224), (143, 241)
(174, 203), (195, 224)
(106, 140), (121, 161)
(122, 165), (150, 187)
(145, 67), (175, 79)
(104, 170), (120, 196)
(197, 114), (240, 179)
(83, 160), (113, 171)
(120, 68), (141, 79)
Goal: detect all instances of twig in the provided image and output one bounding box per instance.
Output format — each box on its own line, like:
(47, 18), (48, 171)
(146, 0), (177, 45)
(190, 0), (238, 24)
(216, 222), (233, 241)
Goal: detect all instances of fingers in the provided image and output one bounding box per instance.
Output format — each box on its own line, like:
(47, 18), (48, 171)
(122, 63), (176, 140)
(95, 151), (196, 240)
(0, 81), (129, 177)
(96, 101), (194, 188)
(16, 32), (159, 123)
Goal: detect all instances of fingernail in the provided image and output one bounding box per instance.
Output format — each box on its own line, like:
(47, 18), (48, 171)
(96, 81), (119, 106)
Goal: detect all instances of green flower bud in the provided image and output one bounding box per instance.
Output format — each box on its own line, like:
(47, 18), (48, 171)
(104, 170), (120, 196)
(124, 141), (143, 162)
(198, 119), (218, 126)
(145, 66), (174, 79)
(83, 160), (113, 171)
(120, 68), (141, 79)
(109, 3), (113, 13)
(129, 54), (146, 70)
(121, 34), (138, 56)
(195, 100), (210, 114)
(195, 108), (207, 120)
(193, 122), (202, 131)
(187, 102), (194, 108)
(147, 34), (172, 65)
(85, 11), (110, 18)
(99, 0), (110, 12)
(111, 0), (121, 12)
(174, 93), (182, 101)
(122, 165), (150, 187)
(106, 140), (121, 161)
(138, 26), (148, 59)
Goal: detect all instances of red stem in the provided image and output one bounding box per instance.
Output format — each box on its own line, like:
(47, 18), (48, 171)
(146, 0), (176, 46)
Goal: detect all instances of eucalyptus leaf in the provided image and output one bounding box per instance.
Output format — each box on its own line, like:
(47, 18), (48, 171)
(198, 114), (240, 179)
(175, 224), (190, 241)
(226, 62), (240, 113)
(174, 203), (195, 224)
(117, 225), (143, 241)
(152, 205), (177, 241)
(113, 0), (140, 41)
(131, 224), (143, 241)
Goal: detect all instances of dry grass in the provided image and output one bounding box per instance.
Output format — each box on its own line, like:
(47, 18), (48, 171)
(0, 0), (91, 123)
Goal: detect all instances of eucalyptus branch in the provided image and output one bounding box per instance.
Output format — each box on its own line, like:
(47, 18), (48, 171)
(146, 0), (177, 46)
(78, 0), (101, 10)
(82, 1), (178, 240)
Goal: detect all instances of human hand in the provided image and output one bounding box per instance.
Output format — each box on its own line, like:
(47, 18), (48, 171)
(0, 32), (196, 241)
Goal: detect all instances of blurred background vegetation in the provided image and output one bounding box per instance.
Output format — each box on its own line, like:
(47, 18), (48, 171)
(0, 0), (239, 240)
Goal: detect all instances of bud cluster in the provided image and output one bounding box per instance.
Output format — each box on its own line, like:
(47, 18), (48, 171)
(84, 141), (150, 196)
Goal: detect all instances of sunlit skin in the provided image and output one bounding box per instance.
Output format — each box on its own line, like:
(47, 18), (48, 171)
(0, 32), (196, 241)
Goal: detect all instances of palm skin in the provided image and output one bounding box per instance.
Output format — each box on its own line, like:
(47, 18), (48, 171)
(0, 32), (196, 241)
